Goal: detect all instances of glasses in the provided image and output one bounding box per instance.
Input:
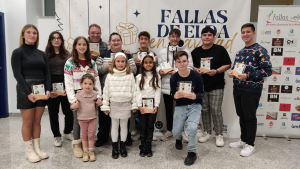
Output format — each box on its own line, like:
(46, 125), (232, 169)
(176, 60), (188, 64)
(90, 32), (101, 35)
(52, 37), (61, 41)
(170, 36), (180, 39)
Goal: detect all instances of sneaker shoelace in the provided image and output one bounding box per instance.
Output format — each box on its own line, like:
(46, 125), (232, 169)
(243, 144), (251, 150)
(217, 136), (223, 141)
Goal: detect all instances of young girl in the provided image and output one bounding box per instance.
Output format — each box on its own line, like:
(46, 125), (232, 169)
(136, 54), (161, 157)
(71, 74), (99, 162)
(101, 52), (137, 159)
(64, 36), (102, 158)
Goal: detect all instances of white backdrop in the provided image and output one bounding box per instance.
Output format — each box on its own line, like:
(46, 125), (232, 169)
(55, 0), (251, 138)
(256, 5), (300, 138)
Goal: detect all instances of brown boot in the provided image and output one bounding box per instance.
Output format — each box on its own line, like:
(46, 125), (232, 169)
(82, 150), (89, 162)
(72, 139), (83, 158)
(89, 149), (96, 162)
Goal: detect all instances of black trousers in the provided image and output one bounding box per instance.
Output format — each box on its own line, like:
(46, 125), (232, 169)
(48, 95), (74, 137)
(233, 89), (261, 146)
(139, 111), (157, 141)
(163, 94), (174, 131)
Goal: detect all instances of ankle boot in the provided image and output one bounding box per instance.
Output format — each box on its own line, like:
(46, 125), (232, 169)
(184, 152), (197, 166)
(32, 138), (49, 159)
(82, 150), (89, 162)
(146, 140), (153, 157)
(112, 142), (119, 159)
(139, 140), (147, 157)
(24, 140), (41, 163)
(89, 149), (96, 162)
(72, 139), (83, 158)
(120, 141), (128, 157)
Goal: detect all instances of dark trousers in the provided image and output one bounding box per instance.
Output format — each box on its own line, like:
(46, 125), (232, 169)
(48, 96), (74, 137)
(233, 89), (261, 146)
(138, 111), (157, 141)
(163, 94), (174, 131)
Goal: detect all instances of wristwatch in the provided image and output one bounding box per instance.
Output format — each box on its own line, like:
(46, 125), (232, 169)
(215, 69), (219, 74)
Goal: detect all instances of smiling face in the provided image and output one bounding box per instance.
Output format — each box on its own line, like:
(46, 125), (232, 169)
(174, 55), (189, 71)
(88, 26), (101, 43)
(168, 33), (180, 46)
(115, 56), (127, 71)
(23, 27), (38, 45)
(80, 78), (94, 92)
(75, 39), (87, 55)
(201, 32), (214, 46)
(138, 36), (149, 49)
(241, 27), (255, 44)
(109, 35), (122, 51)
(51, 33), (62, 48)
(143, 57), (154, 71)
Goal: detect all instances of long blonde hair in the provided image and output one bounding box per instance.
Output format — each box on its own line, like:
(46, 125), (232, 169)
(19, 24), (39, 48)
(109, 53), (132, 74)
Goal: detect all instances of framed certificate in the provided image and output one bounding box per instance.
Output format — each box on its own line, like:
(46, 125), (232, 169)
(179, 81), (192, 97)
(31, 84), (47, 100)
(52, 83), (64, 95)
(142, 98), (154, 113)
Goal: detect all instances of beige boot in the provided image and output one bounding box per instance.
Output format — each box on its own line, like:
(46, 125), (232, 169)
(32, 138), (49, 159)
(24, 140), (41, 163)
(82, 150), (89, 162)
(89, 149), (96, 162)
(72, 139), (83, 158)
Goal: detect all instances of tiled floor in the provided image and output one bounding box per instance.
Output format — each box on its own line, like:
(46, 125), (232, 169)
(0, 113), (299, 169)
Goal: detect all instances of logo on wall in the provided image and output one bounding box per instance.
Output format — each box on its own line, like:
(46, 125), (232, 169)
(288, 29), (295, 36)
(283, 57), (295, 66)
(281, 85), (292, 93)
(268, 94), (279, 102)
(272, 38), (284, 46)
(291, 124), (300, 128)
(284, 67), (292, 74)
(295, 67), (300, 75)
(295, 105), (300, 112)
(155, 121), (163, 129)
(280, 113), (288, 120)
(269, 121), (273, 128)
(276, 29), (281, 35)
(296, 78), (300, 83)
(291, 113), (300, 121)
(272, 67), (281, 75)
(116, 22), (139, 46)
(284, 76), (290, 84)
(268, 85), (280, 93)
(266, 112), (278, 120)
(296, 87), (300, 92)
(272, 58), (279, 65)
(272, 76), (278, 83)
(269, 104), (276, 110)
(271, 48), (283, 56)
(280, 122), (286, 129)
(261, 30), (271, 35)
(279, 103), (291, 112)
(257, 123), (264, 126)
(285, 38), (297, 47)
(261, 40), (271, 45)
(294, 97), (300, 100)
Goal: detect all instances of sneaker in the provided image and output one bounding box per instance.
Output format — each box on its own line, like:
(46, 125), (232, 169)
(184, 152), (197, 166)
(182, 132), (189, 143)
(198, 132), (211, 143)
(175, 140), (182, 150)
(240, 144), (255, 157)
(216, 135), (224, 147)
(54, 137), (62, 147)
(131, 130), (137, 136)
(152, 135), (158, 141)
(229, 140), (246, 148)
(63, 133), (74, 141)
(160, 131), (173, 141)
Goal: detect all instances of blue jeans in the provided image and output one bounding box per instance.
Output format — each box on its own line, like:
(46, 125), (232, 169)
(172, 103), (202, 153)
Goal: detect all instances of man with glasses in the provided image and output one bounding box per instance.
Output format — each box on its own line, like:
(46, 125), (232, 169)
(87, 24), (108, 61)
(157, 29), (193, 141)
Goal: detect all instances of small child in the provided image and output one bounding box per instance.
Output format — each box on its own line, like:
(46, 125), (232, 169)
(136, 54), (161, 157)
(71, 74), (101, 162)
(101, 52), (138, 159)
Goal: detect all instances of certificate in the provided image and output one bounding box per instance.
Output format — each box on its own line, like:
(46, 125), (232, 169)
(199, 57), (212, 73)
(142, 98), (154, 113)
(31, 84), (47, 100)
(160, 61), (173, 73)
(90, 43), (100, 56)
(138, 52), (147, 60)
(179, 81), (192, 97)
(110, 53), (117, 60)
(233, 63), (246, 77)
(52, 83), (64, 95)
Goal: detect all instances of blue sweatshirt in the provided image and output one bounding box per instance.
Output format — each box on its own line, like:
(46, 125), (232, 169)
(232, 43), (272, 93)
(170, 70), (205, 106)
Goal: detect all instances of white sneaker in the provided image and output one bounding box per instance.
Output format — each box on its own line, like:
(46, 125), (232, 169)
(160, 131), (173, 141)
(131, 130), (137, 136)
(216, 135), (224, 147)
(229, 140), (246, 148)
(240, 144), (255, 157)
(153, 135), (158, 141)
(63, 133), (74, 141)
(54, 137), (62, 147)
(182, 132), (189, 143)
(198, 132), (211, 143)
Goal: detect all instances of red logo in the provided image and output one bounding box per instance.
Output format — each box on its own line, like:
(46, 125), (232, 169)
(295, 105), (300, 112)
(269, 121), (273, 126)
(273, 76), (277, 82)
(280, 103), (291, 112)
(277, 29), (281, 34)
(283, 57), (295, 66)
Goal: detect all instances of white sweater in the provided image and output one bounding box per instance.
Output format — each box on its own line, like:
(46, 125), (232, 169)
(101, 68), (138, 111)
(136, 72), (161, 107)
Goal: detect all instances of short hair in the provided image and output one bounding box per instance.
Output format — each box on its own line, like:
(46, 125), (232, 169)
(89, 24), (101, 32)
(109, 32), (122, 41)
(174, 51), (188, 61)
(19, 24), (39, 48)
(138, 31), (150, 39)
(201, 27), (215, 36)
(169, 29), (181, 37)
(241, 23), (255, 32)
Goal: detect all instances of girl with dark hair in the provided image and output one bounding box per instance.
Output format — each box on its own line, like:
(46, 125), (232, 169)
(45, 31), (74, 147)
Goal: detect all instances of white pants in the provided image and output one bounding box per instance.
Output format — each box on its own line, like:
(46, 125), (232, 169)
(111, 118), (128, 142)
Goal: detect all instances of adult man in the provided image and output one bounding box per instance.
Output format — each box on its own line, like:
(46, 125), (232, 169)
(156, 29), (194, 141)
(87, 24), (108, 61)
(191, 27), (231, 147)
(228, 23), (272, 157)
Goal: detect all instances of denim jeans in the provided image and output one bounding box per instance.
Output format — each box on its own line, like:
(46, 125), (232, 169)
(172, 103), (202, 153)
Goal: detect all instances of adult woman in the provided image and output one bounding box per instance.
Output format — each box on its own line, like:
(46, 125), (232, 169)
(45, 31), (74, 147)
(11, 24), (51, 163)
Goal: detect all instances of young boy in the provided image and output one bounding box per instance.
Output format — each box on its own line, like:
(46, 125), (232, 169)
(170, 51), (204, 166)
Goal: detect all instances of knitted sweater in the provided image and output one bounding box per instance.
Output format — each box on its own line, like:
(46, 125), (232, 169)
(64, 58), (102, 104)
(136, 72), (161, 107)
(75, 90), (97, 120)
(101, 68), (138, 111)
(232, 43), (272, 93)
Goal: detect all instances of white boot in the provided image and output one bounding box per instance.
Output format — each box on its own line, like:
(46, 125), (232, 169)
(24, 140), (41, 163)
(32, 138), (49, 159)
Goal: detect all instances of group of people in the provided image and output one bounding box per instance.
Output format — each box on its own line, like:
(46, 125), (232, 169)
(11, 22), (272, 166)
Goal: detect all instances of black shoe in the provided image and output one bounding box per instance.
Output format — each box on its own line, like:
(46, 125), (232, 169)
(146, 140), (153, 157)
(95, 140), (104, 147)
(184, 152), (197, 166)
(139, 140), (147, 157)
(125, 136), (132, 146)
(112, 142), (119, 159)
(175, 140), (182, 150)
(120, 141), (128, 157)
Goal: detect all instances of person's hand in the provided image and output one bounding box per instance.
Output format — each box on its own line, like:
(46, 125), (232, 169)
(91, 50), (98, 57)
(237, 74), (247, 81)
(159, 69), (166, 75)
(50, 91), (59, 98)
(71, 100), (80, 110)
(169, 69), (176, 75)
(106, 60), (112, 69)
(228, 70), (234, 78)
(62, 90), (67, 96)
(139, 106), (145, 114)
(104, 111), (109, 115)
(95, 98), (103, 106)
(133, 109), (137, 113)
(206, 70), (217, 76)
(186, 92), (196, 100)
(135, 58), (141, 65)
(27, 93), (37, 103)
(152, 106), (158, 114)
(193, 67), (198, 71)
(45, 91), (51, 100)
(124, 50), (131, 54)
(174, 91), (184, 99)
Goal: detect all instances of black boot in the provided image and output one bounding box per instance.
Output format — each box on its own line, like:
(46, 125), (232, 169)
(120, 141), (128, 157)
(112, 142), (119, 159)
(175, 139), (182, 150)
(184, 152), (197, 166)
(139, 140), (147, 157)
(146, 140), (153, 157)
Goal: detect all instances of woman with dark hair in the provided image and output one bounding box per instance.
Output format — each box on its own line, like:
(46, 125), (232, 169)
(45, 31), (74, 147)
(11, 24), (51, 163)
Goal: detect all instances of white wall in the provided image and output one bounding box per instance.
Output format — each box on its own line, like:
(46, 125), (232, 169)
(37, 17), (56, 51)
(0, 0), (4, 13)
(26, 0), (43, 26)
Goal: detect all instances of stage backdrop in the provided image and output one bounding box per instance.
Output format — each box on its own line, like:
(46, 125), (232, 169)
(55, 0), (251, 138)
(256, 5), (300, 138)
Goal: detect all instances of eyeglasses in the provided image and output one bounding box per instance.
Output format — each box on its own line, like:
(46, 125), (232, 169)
(176, 60), (188, 64)
(52, 37), (61, 41)
(170, 36), (180, 39)
(90, 32), (101, 35)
